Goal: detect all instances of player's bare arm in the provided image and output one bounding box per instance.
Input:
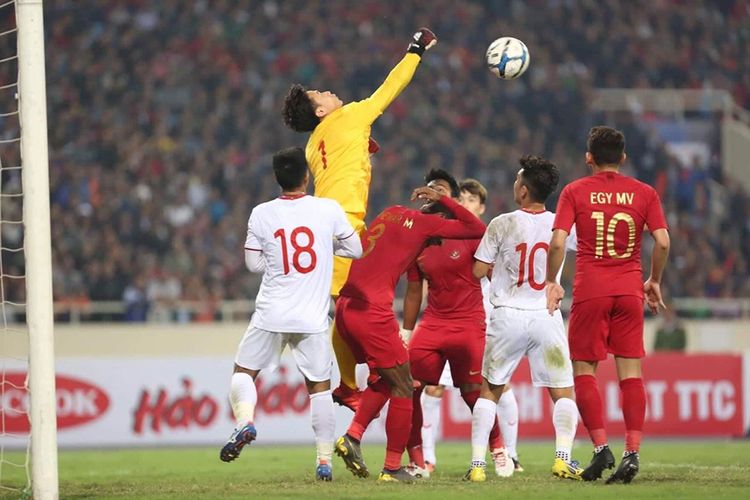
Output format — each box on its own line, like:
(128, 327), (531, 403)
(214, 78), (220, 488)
(411, 186), (443, 202)
(402, 280), (423, 331)
(644, 228), (670, 314)
(414, 194), (485, 240)
(545, 228), (569, 315)
(472, 260), (491, 280)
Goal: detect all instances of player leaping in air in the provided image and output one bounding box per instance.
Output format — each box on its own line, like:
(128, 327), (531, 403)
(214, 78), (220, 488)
(545, 126), (670, 484)
(282, 28), (437, 412)
(220, 147), (362, 481)
(334, 185), (485, 482)
(467, 156), (581, 482)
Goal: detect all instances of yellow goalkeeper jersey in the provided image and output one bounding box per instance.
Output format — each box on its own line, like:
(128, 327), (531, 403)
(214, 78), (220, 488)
(306, 53), (421, 217)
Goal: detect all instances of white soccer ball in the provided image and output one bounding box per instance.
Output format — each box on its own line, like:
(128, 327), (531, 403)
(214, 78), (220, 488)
(486, 37), (530, 80)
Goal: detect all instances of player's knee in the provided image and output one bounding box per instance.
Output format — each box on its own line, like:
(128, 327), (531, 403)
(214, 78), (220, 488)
(479, 379), (504, 402)
(391, 381), (413, 398)
(233, 364), (259, 379)
(548, 386), (574, 402)
(425, 385), (445, 398)
(392, 368), (414, 398)
(458, 383), (481, 395)
(305, 378), (331, 394)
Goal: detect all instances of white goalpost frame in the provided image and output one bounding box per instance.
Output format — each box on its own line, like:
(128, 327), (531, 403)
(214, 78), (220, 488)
(17, 0), (58, 499)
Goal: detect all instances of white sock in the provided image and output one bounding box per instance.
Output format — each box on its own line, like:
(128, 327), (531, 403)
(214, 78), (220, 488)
(552, 397), (578, 463)
(471, 397), (496, 464)
(229, 372), (257, 426)
(310, 390), (335, 464)
(497, 388), (519, 459)
(421, 393), (442, 464)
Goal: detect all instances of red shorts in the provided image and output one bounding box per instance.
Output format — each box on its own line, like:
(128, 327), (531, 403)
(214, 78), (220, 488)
(409, 316), (485, 386)
(568, 295), (645, 361)
(335, 296), (409, 370)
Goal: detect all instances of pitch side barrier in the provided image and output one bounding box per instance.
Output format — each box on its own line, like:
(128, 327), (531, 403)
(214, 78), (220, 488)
(0, 324), (748, 447)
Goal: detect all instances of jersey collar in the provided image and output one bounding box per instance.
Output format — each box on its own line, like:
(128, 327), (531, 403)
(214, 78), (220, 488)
(279, 193), (306, 200)
(521, 208), (546, 215)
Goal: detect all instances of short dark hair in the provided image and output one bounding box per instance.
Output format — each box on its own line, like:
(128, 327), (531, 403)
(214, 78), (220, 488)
(282, 84), (320, 132)
(272, 147), (308, 190)
(518, 155), (559, 203)
(459, 178), (487, 204)
(587, 126), (626, 165)
(425, 168), (460, 198)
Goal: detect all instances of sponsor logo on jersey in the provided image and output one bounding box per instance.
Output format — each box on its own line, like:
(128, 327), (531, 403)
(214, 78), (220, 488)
(450, 250), (461, 260)
(1, 372), (110, 433)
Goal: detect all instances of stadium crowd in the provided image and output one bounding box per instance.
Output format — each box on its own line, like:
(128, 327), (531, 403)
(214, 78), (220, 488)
(18, 0), (750, 319)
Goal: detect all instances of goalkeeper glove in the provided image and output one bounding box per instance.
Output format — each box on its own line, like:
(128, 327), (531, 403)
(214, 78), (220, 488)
(407, 28), (437, 56)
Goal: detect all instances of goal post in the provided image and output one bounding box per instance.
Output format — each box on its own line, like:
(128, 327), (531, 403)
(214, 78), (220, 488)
(17, 0), (58, 499)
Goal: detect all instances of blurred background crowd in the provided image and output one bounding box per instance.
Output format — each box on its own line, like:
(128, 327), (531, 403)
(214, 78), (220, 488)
(5, 0), (749, 321)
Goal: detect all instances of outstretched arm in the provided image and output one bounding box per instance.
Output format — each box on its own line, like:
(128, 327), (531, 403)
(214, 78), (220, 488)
(356, 29), (437, 123)
(412, 188), (485, 240)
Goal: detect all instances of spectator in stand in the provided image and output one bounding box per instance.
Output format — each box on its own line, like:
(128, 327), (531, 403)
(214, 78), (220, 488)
(1, 1), (743, 316)
(653, 307), (687, 352)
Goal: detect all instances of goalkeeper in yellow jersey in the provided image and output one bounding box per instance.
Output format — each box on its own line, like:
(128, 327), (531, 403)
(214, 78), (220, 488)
(282, 28), (437, 411)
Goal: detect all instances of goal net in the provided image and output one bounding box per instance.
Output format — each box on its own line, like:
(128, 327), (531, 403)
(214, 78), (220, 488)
(0, 1), (58, 498)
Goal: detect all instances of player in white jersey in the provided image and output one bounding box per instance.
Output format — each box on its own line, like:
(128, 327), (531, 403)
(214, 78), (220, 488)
(465, 156), (581, 483)
(462, 179), (523, 473)
(220, 147), (363, 482)
(417, 179), (522, 474)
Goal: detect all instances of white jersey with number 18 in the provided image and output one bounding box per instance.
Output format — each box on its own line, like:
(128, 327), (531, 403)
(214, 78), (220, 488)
(475, 209), (576, 310)
(245, 194), (360, 333)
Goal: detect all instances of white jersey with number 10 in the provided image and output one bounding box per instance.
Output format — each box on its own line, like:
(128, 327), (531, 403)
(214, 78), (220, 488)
(475, 209), (576, 310)
(245, 194), (360, 333)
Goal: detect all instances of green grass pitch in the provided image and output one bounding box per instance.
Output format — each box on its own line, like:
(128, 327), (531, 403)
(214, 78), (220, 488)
(1, 440), (749, 499)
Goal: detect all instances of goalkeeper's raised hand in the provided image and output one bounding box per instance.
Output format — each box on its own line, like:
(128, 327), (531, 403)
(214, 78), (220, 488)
(407, 28), (437, 56)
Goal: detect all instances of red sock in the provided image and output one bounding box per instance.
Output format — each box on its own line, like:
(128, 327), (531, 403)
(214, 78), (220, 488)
(347, 379), (389, 441)
(408, 445), (425, 469)
(620, 377), (646, 453)
(575, 374), (607, 447)
(407, 387), (425, 466)
(384, 395), (413, 471)
(461, 389), (504, 449)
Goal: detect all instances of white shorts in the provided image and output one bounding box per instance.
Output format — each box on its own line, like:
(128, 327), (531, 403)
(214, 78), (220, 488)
(483, 307), (573, 388)
(234, 325), (332, 382)
(437, 362), (454, 387)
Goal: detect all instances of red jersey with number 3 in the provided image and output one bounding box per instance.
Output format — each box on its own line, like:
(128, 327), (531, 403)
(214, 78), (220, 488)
(475, 209), (576, 310)
(340, 196), (486, 311)
(553, 171), (668, 303)
(407, 239), (484, 323)
(245, 194), (357, 333)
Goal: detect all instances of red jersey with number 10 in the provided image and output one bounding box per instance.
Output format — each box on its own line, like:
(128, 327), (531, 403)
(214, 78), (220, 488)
(340, 196), (485, 311)
(553, 171), (668, 302)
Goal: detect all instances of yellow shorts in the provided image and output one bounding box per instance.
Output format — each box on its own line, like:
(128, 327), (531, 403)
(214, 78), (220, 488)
(331, 213), (366, 297)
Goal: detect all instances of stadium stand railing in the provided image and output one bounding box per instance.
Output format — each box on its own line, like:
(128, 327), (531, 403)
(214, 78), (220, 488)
(4, 298), (747, 324)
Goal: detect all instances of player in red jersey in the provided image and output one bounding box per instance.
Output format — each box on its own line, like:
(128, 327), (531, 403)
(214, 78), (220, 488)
(545, 126), (670, 484)
(333, 185), (485, 483)
(401, 171), (512, 478)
